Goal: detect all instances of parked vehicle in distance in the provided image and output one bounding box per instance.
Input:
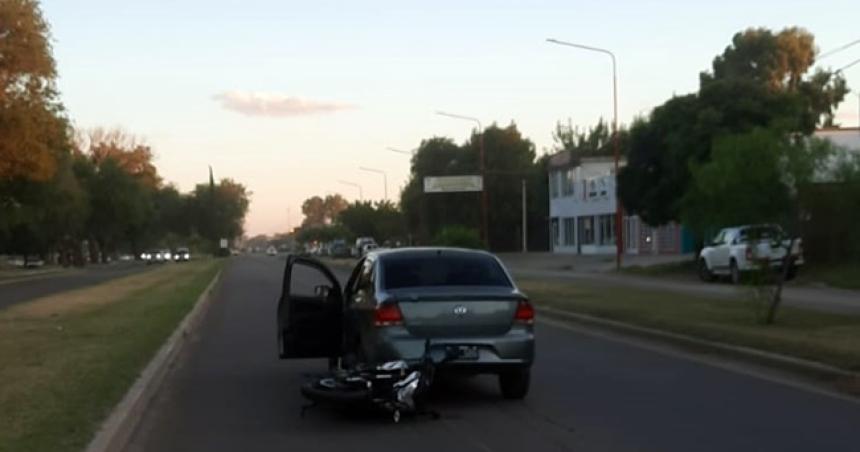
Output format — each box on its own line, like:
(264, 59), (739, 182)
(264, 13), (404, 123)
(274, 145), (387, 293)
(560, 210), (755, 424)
(266, 245), (278, 256)
(353, 237), (377, 257)
(173, 247), (191, 262)
(329, 239), (350, 258)
(277, 247), (535, 399)
(360, 242), (378, 256)
(8, 255), (45, 268)
(698, 224), (804, 284)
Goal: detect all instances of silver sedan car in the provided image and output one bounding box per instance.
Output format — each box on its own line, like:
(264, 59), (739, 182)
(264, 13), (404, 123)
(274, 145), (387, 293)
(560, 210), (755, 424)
(277, 248), (535, 399)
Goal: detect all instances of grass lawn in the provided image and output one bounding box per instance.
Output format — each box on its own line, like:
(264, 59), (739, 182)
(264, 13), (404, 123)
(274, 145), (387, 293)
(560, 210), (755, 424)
(518, 278), (860, 372)
(622, 260), (698, 278)
(797, 263), (860, 290)
(0, 259), (224, 452)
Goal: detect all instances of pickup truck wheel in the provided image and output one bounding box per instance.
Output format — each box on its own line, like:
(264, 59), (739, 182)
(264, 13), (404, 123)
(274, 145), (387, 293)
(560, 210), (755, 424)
(698, 258), (715, 282)
(729, 260), (740, 285)
(499, 369), (530, 399)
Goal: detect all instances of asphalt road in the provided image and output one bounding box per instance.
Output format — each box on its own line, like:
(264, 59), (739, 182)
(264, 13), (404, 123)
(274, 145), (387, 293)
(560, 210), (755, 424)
(126, 255), (860, 452)
(0, 262), (152, 310)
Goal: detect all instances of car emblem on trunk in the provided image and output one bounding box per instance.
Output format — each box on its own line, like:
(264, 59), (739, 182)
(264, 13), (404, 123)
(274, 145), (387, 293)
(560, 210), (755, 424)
(453, 305), (468, 316)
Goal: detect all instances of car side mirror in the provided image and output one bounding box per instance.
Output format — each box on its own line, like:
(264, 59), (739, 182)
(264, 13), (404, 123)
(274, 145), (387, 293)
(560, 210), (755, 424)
(314, 285), (331, 298)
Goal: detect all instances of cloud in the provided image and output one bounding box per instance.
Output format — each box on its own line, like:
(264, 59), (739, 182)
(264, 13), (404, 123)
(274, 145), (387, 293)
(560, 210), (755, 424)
(212, 91), (355, 117)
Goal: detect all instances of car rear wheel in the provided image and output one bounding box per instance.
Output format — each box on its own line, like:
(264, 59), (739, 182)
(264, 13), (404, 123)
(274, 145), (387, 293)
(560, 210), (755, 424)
(499, 369), (530, 399)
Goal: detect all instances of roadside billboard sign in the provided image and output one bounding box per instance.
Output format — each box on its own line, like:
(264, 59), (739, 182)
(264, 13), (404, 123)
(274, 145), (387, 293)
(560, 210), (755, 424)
(423, 175), (483, 193)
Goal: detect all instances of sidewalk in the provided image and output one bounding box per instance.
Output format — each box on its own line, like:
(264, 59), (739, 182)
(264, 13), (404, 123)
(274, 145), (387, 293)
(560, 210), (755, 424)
(499, 252), (860, 316)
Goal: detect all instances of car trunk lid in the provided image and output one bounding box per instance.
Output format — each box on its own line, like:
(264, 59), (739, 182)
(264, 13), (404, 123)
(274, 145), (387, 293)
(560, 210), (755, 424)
(388, 286), (521, 337)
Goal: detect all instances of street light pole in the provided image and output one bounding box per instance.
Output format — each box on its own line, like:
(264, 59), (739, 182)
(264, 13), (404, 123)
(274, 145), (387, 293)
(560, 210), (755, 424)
(547, 37), (623, 271)
(359, 166), (388, 201)
(338, 180), (363, 201)
(386, 147), (413, 156)
(436, 111), (489, 248)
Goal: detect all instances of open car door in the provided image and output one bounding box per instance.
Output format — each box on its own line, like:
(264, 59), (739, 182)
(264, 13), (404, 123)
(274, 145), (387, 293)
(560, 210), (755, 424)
(278, 255), (344, 359)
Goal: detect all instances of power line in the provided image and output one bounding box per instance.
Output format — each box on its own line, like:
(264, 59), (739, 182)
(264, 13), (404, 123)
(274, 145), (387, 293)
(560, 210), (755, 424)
(819, 38), (860, 60)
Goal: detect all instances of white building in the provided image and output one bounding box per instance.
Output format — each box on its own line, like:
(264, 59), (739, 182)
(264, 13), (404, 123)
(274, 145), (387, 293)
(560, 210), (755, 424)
(814, 127), (860, 151)
(547, 152), (690, 255)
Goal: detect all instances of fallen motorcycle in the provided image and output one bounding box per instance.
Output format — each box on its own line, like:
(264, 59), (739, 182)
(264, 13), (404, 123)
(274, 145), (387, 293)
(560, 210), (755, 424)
(300, 340), (451, 423)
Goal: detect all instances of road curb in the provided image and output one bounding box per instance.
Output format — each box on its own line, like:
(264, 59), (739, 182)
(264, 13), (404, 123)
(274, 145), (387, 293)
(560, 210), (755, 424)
(85, 268), (224, 452)
(538, 305), (860, 381)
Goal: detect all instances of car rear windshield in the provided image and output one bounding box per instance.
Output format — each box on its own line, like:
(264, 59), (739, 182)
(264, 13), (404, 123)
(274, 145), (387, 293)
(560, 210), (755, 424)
(382, 253), (512, 289)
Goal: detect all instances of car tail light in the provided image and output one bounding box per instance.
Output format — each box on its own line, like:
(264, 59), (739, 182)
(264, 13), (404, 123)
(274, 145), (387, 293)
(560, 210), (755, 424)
(374, 303), (403, 327)
(514, 299), (535, 324)
(745, 246), (753, 261)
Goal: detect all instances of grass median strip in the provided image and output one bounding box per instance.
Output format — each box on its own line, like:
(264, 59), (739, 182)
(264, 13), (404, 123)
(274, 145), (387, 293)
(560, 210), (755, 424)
(0, 259), (225, 452)
(519, 278), (860, 372)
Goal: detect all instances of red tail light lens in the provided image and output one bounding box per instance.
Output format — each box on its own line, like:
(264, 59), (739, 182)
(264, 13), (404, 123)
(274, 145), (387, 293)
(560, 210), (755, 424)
(745, 246), (753, 261)
(374, 303), (403, 327)
(514, 300), (535, 324)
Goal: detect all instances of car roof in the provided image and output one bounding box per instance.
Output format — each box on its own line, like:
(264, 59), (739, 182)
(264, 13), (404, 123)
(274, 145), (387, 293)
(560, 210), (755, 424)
(367, 247), (495, 261)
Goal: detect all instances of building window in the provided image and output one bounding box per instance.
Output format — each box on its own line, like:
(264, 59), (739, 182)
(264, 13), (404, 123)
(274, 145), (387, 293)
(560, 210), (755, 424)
(599, 177), (608, 197)
(563, 218), (576, 246)
(549, 171), (559, 198)
(551, 218), (560, 247)
(588, 179), (597, 198)
(578, 216), (595, 245)
(599, 214), (616, 246)
(561, 168), (575, 197)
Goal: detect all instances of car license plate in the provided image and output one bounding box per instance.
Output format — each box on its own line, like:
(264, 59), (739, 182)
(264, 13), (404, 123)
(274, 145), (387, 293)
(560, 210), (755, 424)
(452, 345), (479, 360)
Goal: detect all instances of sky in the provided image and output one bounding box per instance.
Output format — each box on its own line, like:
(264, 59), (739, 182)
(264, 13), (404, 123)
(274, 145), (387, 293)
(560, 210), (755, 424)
(42, 0), (860, 236)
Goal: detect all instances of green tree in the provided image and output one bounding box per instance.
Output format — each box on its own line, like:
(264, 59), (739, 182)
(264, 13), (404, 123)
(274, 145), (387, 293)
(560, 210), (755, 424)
(682, 129), (833, 323)
(400, 124), (546, 251)
(337, 200), (406, 242)
(301, 194), (348, 227)
(189, 178), (250, 250)
(619, 27), (848, 228)
(551, 118), (628, 158)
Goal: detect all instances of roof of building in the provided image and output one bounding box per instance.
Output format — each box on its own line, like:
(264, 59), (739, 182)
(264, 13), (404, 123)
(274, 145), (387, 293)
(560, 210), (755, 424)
(547, 150), (623, 169)
(814, 127), (860, 151)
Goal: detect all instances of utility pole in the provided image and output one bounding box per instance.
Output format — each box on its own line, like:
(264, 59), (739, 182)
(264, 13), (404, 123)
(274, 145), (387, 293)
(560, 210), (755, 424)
(547, 38), (623, 270)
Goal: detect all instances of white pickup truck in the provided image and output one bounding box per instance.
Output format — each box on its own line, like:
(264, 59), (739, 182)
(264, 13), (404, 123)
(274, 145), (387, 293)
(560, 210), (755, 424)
(698, 224), (804, 284)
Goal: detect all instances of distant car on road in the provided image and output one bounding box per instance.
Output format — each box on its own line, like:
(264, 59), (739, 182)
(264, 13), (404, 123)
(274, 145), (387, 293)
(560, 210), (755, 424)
(360, 243), (378, 256)
(698, 224), (804, 284)
(353, 237), (377, 257)
(329, 239), (350, 258)
(277, 247), (535, 399)
(266, 245), (278, 256)
(173, 247), (191, 262)
(143, 249), (171, 265)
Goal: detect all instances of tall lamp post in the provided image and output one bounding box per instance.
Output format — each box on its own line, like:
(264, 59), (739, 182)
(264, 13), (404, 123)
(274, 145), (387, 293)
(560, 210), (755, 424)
(547, 38), (623, 271)
(359, 166), (388, 201)
(338, 180), (363, 201)
(387, 147), (413, 156)
(436, 111), (489, 248)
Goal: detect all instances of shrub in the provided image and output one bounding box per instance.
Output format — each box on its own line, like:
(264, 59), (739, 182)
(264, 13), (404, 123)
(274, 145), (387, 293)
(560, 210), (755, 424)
(432, 225), (483, 249)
